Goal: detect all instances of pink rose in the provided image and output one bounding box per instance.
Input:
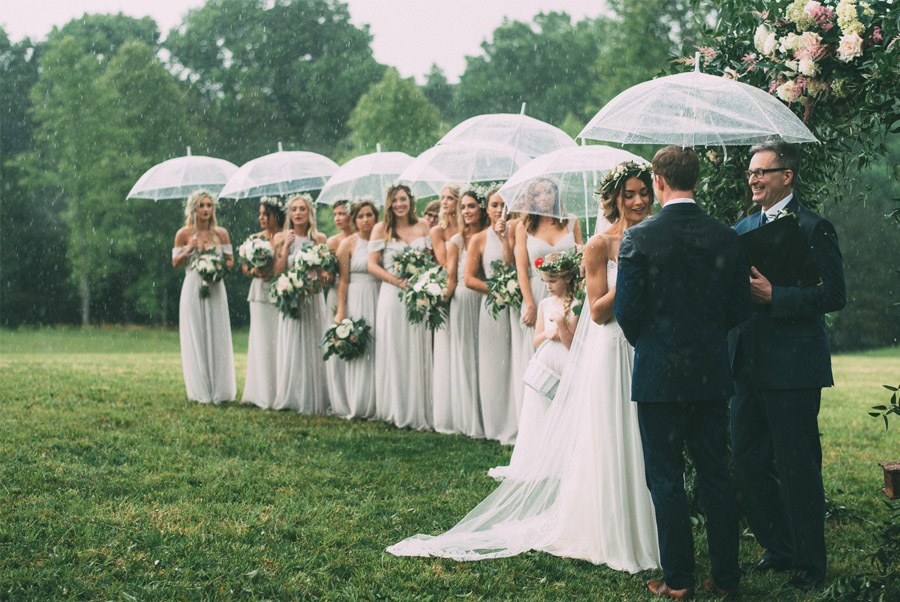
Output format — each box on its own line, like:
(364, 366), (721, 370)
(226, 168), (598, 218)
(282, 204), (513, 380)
(837, 32), (864, 62)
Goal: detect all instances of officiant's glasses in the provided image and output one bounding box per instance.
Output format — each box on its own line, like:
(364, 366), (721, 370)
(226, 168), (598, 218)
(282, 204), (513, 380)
(745, 167), (789, 180)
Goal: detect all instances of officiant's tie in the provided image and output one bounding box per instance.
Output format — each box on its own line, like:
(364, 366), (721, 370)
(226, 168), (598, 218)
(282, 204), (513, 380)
(760, 212), (769, 226)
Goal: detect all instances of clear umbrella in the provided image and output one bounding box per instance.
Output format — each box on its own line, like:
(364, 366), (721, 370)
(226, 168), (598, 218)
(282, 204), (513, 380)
(316, 145), (413, 206)
(498, 145), (648, 229)
(439, 105), (576, 159)
(127, 147), (238, 200)
(579, 61), (818, 147)
(218, 143), (339, 199)
(399, 142), (530, 200)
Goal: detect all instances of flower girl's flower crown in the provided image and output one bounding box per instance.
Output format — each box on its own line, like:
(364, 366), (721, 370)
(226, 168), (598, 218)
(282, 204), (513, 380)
(535, 248), (582, 278)
(596, 161), (652, 200)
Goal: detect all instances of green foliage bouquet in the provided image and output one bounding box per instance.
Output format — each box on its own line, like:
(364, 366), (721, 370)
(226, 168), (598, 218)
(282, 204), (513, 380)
(270, 242), (334, 319)
(238, 234), (274, 269)
(321, 318), (372, 361)
(392, 247), (435, 282)
(485, 260), (522, 319)
(404, 265), (450, 331)
(189, 249), (225, 299)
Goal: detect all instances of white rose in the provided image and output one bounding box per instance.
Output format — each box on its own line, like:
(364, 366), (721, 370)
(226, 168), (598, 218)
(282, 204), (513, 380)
(784, 59), (799, 73)
(762, 32), (778, 56)
(837, 32), (864, 62)
(426, 282), (443, 297)
(754, 24), (769, 53)
(276, 275), (289, 293)
(776, 80), (800, 102)
(801, 31), (822, 49)
(798, 57), (818, 76)
(413, 279), (425, 292)
(335, 323), (351, 339)
(779, 33), (800, 54)
(506, 280), (519, 293)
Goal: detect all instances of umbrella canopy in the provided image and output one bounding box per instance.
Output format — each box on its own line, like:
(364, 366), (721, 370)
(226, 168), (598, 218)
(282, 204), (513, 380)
(399, 142), (530, 200)
(498, 145), (648, 221)
(127, 153), (238, 200)
(316, 150), (414, 206)
(439, 112), (576, 159)
(218, 150), (339, 199)
(579, 69), (818, 147)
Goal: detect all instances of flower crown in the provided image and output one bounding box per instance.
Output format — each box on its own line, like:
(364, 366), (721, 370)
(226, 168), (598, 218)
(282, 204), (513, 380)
(596, 161), (652, 199)
(349, 196), (377, 213)
(260, 195), (287, 213)
(535, 248), (582, 277)
(286, 192), (314, 206)
(464, 181), (503, 206)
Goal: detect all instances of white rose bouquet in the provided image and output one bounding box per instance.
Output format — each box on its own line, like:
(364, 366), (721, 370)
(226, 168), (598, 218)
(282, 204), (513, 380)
(321, 317), (372, 361)
(403, 265), (450, 331)
(270, 242), (333, 318)
(238, 234), (274, 269)
(270, 267), (305, 319)
(190, 249), (225, 299)
(484, 259), (522, 319)
(392, 247), (434, 282)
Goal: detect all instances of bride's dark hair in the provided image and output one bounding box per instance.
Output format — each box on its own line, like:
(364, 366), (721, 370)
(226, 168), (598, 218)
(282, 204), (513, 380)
(600, 163), (653, 223)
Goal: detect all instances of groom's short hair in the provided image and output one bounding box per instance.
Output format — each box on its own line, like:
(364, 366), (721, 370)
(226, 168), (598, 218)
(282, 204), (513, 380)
(652, 146), (700, 191)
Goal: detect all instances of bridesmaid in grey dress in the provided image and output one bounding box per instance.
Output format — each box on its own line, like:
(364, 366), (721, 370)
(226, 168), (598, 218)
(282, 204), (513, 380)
(465, 188), (517, 444)
(324, 199), (355, 414)
(444, 189), (488, 438)
(271, 194), (330, 414)
(333, 199), (381, 419)
(171, 190), (236, 404)
(368, 184), (433, 430)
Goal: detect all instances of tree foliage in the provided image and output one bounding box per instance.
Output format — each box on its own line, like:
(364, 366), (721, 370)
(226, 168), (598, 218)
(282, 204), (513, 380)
(164, 0), (384, 162)
(347, 68), (441, 158)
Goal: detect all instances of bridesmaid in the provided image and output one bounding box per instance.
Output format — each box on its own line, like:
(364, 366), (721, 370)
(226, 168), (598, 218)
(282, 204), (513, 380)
(333, 199), (381, 419)
(324, 199), (355, 414)
(271, 193), (330, 414)
(513, 178), (582, 417)
(430, 185), (461, 434)
(445, 188), (488, 438)
(171, 190), (236, 404)
(465, 187), (517, 445)
(241, 196), (285, 408)
(368, 184), (433, 430)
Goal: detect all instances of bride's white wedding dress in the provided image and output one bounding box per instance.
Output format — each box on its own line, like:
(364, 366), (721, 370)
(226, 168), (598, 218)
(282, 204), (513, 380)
(387, 261), (660, 574)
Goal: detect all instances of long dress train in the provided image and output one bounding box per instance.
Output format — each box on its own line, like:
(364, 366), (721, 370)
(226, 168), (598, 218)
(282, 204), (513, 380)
(175, 244), (236, 404)
(387, 261), (660, 574)
(372, 237), (433, 430)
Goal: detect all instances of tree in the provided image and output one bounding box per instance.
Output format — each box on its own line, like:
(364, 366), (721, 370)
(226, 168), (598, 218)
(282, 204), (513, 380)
(423, 64), (455, 122)
(347, 68), (441, 157)
(454, 12), (609, 126)
(164, 0), (385, 163)
(0, 28), (80, 326)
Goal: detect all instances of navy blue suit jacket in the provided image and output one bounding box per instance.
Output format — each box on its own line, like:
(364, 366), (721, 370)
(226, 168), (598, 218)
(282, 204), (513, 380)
(615, 202), (752, 403)
(729, 196), (845, 389)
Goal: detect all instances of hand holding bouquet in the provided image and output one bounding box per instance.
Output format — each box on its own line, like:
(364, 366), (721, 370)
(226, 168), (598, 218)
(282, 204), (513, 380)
(190, 249), (225, 299)
(321, 318), (372, 361)
(403, 265), (450, 331)
(239, 234), (274, 269)
(484, 260), (522, 319)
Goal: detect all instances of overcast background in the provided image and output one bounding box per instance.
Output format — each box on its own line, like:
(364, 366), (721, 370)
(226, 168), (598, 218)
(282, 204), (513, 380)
(2, 0), (609, 81)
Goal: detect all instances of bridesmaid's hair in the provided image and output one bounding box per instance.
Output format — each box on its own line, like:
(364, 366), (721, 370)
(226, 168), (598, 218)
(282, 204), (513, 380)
(524, 177), (566, 234)
(261, 202), (286, 230)
(458, 190), (489, 247)
(284, 193), (320, 240)
(438, 184), (461, 230)
(184, 189), (221, 245)
(383, 184), (417, 240)
(350, 200), (379, 224)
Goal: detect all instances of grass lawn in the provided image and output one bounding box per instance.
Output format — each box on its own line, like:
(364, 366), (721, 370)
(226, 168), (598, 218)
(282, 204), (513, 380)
(0, 327), (897, 601)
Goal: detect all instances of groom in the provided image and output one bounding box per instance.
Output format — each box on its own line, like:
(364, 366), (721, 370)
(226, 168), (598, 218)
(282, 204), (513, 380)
(615, 146), (752, 599)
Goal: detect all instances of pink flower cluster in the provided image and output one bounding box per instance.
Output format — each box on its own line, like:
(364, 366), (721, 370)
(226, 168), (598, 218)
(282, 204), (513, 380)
(804, 1), (836, 32)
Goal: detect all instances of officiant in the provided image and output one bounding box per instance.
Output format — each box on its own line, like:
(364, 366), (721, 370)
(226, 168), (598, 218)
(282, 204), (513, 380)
(729, 140), (846, 591)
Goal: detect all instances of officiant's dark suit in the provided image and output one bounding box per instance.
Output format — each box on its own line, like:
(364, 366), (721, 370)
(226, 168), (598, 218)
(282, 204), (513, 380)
(615, 146), (752, 598)
(729, 141), (845, 588)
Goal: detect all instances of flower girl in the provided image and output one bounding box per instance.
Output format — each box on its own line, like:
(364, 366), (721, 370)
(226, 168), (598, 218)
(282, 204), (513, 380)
(490, 250), (581, 479)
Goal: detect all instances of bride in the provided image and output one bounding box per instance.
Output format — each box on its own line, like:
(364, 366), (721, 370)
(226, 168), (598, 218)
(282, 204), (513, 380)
(387, 162), (659, 573)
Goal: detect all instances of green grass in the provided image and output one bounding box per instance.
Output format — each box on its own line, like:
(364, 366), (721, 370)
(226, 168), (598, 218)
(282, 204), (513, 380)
(0, 328), (897, 601)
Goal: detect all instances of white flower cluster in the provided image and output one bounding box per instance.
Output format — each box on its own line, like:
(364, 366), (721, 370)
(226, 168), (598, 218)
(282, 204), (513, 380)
(190, 250), (225, 299)
(238, 236), (274, 268)
(403, 265), (450, 330)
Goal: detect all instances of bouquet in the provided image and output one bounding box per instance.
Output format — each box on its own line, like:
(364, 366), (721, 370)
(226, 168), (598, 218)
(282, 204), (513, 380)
(392, 247), (434, 281)
(238, 234), (274, 269)
(403, 265), (450, 331)
(190, 249), (225, 299)
(321, 318), (372, 361)
(270, 242), (333, 318)
(484, 260), (522, 319)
